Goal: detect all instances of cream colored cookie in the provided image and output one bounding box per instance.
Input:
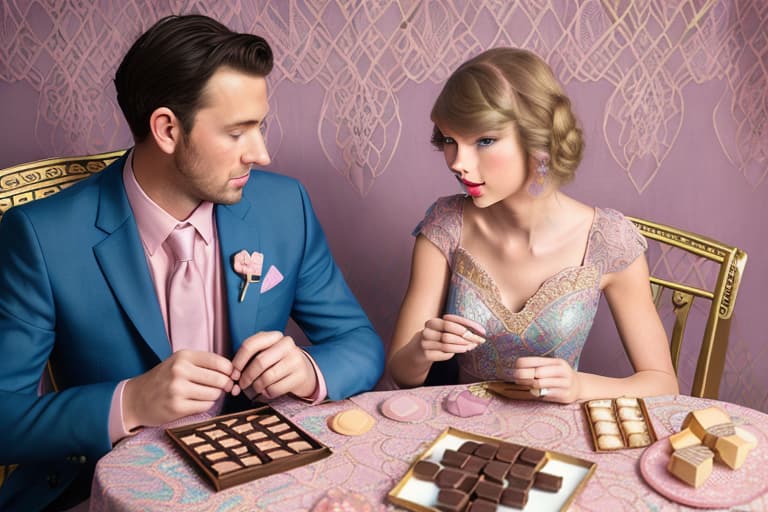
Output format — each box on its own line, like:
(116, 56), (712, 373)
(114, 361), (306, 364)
(590, 407), (616, 422)
(328, 408), (376, 436)
(628, 432), (652, 448)
(618, 407), (645, 421)
(597, 434), (624, 450)
(615, 397), (639, 408)
(594, 421), (621, 436)
(588, 399), (613, 409)
(622, 420), (648, 434)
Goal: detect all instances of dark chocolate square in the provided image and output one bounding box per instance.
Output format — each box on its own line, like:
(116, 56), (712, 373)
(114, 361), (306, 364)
(437, 488), (469, 512)
(468, 498), (497, 512)
(442, 449), (470, 469)
(496, 441), (524, 463)
(474, 480), (503, 502)
(474, 443), (498, 460)
(519, 446), (547, 467)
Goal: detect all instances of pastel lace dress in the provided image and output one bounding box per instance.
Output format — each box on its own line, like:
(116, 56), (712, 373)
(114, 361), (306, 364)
(414, 195), (647, 383)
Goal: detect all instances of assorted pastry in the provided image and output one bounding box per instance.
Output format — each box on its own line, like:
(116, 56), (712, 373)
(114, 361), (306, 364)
(666, 406), (758, 487)
(583, 397), (656, 451)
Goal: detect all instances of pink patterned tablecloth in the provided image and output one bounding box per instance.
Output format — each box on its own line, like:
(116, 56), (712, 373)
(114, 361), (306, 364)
(90, 388), (768, 511)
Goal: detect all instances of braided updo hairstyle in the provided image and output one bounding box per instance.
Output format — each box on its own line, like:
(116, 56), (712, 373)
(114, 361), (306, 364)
(430, 48), (583, 185)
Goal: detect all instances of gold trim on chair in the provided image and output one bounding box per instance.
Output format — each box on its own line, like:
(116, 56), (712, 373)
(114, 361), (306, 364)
(629, 216), (747, 399)
(0, 150), (126, 221)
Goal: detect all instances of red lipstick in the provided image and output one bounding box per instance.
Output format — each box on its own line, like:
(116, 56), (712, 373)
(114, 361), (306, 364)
(461, 178), (484, 197)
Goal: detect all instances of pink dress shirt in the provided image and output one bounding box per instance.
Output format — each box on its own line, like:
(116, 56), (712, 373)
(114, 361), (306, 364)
(107, 151), (326, 443)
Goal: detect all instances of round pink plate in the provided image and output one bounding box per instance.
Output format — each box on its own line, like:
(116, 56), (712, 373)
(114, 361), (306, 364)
(639, 425), (768, 508)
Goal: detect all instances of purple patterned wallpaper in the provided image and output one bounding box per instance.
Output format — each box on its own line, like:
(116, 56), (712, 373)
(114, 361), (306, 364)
(1, 1), (766, 411)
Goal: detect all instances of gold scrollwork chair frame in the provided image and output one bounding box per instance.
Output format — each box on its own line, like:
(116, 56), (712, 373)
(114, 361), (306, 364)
(0, 149), (126, 488)
(628, 216), (747, 400)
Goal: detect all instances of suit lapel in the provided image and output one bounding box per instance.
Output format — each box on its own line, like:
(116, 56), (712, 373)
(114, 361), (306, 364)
(93, 158), (172, 361)
(216, 197), (261, 351)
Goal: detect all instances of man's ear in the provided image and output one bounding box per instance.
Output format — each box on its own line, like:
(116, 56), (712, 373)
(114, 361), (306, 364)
(149, 107), (182, 154)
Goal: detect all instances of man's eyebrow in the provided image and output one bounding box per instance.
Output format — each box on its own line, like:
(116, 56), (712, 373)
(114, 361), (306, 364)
(224, 118), (265, 129)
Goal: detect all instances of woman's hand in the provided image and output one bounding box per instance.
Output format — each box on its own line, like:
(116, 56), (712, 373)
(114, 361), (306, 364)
(418, 313), (486, 362)
(512, 356), (581, 403)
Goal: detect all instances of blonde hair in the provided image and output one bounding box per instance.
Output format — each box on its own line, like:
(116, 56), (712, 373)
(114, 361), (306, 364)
(430, 48), (583, 184)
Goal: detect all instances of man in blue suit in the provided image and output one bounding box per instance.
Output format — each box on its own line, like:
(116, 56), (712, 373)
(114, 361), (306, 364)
(0, 14), (384, 511)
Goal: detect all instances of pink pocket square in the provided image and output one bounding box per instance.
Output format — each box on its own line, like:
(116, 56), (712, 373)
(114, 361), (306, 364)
(260, 265), (283, 293)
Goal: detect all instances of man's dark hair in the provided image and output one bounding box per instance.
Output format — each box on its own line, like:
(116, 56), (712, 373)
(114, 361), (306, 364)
(115, 14), (273, 141)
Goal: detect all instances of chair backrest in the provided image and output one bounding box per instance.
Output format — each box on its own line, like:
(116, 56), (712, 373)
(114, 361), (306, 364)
(0, 149), (126, 222)
(628, 216), (747, 399)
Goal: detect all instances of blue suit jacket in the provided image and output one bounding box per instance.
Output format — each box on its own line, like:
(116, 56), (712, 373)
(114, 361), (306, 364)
(0, 154), (384, 510)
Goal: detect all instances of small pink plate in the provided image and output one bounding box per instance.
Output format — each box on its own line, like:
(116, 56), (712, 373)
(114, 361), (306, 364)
(380, 393), (431, 423)
(639, 425), (768, 508)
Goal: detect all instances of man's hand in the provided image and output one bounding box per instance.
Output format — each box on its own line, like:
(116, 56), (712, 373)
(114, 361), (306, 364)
(230, 331), (317, 400)
(123, 350), (235, 430)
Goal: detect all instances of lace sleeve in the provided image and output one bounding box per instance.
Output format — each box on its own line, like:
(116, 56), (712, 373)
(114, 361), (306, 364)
(412, 195), (463, 264)
(588, 208), (648, 274)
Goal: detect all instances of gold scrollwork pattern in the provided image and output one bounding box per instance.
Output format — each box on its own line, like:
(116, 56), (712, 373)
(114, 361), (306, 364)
(0, 155), (121, 221)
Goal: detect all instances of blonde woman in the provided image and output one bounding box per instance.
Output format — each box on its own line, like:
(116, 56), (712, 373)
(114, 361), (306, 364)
(387, 48), (678, 403)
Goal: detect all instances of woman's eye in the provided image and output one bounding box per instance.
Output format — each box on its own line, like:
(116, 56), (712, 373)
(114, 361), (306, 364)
(477, 138), (495, 147)
(230, 132), (242, 140)
(442, 136), (456, 145)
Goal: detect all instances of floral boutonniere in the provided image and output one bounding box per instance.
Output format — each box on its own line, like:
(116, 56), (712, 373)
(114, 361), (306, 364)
(233, 250), (264, 302)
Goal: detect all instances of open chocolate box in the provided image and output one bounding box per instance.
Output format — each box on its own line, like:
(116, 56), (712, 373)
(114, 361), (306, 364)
(583, 397), (657, 451)
(388, 427), (596, 512)
(166, 406), (331, 491)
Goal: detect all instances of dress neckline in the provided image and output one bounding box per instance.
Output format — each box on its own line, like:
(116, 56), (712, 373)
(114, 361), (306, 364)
(454, 199), (601, 316)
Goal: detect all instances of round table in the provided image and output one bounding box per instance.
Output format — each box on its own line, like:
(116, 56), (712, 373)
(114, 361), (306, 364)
(90, 387), (768, 511)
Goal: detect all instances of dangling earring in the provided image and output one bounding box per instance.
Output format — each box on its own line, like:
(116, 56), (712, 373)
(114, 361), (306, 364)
(528, 158), (549, 197)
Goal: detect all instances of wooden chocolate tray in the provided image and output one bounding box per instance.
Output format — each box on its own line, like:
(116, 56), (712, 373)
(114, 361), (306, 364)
(582, 397), (658, 452)
(167, 406), (331, 491)
(388, 427), (596, 512)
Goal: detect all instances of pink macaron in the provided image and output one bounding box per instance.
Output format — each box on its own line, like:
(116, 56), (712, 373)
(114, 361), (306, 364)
(379, 393), (431, 423)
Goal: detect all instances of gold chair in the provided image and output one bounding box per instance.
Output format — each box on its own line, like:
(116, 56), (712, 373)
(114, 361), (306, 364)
(628, 216), (747, 399)
(0, 149), (126, 488)
(0, 149), (126, 222)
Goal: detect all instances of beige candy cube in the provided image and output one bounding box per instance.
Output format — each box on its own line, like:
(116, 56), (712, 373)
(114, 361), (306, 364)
(715, 433), (755, 469)
(669, 428), (701, 451)
(734, 426), (758, 450)
(667, 445), (714, 488)
(682, 407), (732, 440)
(703, 422), (736, 449)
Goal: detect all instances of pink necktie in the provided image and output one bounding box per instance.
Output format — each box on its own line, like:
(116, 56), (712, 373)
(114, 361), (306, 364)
(166, 224), (210, 352)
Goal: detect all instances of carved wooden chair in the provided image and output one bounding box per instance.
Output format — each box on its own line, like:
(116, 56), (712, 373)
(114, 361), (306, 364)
(0, 149), (126, 488)
(628, 216), (748, 399)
